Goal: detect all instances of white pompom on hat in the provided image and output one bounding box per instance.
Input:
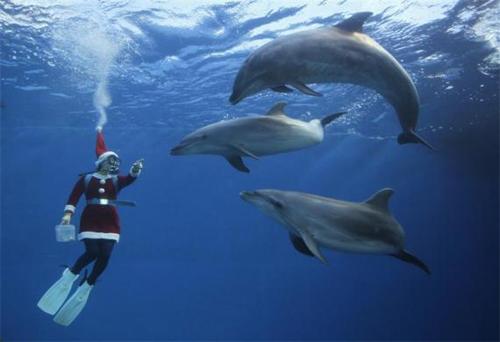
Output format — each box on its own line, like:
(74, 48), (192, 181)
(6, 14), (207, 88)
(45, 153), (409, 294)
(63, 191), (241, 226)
(95, 128), (119, 167)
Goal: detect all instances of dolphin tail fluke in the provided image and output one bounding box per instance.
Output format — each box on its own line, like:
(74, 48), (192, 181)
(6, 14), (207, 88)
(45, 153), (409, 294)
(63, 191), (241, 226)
(391, 250), (431, 275)
(225, 156), (250, 173)
(321, 112), (346, 127)
(397, 131), (435, 150)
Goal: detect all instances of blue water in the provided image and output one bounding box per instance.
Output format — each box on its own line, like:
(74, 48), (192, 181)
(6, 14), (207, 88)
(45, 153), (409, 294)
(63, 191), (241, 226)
(1, 1), (499, 340)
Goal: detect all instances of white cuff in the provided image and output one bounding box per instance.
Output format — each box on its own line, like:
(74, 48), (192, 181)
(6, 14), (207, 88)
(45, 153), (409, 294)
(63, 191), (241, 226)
(64, 205), (76, 213)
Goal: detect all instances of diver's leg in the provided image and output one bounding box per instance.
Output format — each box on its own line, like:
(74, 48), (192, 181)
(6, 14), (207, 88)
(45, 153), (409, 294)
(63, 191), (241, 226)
(53, 239), (115, 325)
(70, 239), (99, 274)
(87, 239), (115, 285)
(37, 239), (100, 315)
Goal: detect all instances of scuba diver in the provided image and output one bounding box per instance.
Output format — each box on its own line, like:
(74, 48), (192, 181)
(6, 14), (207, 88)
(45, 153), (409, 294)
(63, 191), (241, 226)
(37, 128), (144, 326)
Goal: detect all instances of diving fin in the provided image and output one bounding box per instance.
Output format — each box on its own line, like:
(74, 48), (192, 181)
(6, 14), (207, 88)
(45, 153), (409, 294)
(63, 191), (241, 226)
(290, 81), (323, 97)
(53, 281), (94, 326)
(271, 85), (293, 93)
(391, 250), (431, 275)
(397, 130), (435, 150)
(321, 112), (346, 127)
(37, 268), (79, 315)
(225, 155), (250, 173)
(289, 233), (314, 257)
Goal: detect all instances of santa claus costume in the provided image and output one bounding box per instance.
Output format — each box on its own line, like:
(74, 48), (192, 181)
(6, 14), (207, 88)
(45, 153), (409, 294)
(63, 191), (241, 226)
(65, 130), (139, 243)
(37, 128), (143, 326)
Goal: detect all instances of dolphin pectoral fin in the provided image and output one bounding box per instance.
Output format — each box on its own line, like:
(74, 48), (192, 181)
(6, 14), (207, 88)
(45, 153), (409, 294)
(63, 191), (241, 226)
(335, 12), (373, 33)
(230, 145), (259, 160)
(271, 85), (294, 93)
(321, 112), (346, 127)
(299, 231), (328, 264)
(391, 250), (431, 275)
(225, 156), (250, 173)
(289, 81), (323, 97)
(397, 131), (435, 150)
(289, 233), (314, 258)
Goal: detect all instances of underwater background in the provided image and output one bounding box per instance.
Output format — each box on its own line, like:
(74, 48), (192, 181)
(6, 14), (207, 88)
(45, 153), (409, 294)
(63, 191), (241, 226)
(1, 0), (499, 340)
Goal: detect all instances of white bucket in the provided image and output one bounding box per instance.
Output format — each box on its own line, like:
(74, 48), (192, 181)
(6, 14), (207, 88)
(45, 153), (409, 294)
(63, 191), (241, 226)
(55, 224), (76, 242)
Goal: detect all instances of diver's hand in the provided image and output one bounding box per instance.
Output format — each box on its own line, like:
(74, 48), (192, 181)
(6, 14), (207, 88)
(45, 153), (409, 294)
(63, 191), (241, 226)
(61, 212), (72, 225)
(130, 158), (144, 177)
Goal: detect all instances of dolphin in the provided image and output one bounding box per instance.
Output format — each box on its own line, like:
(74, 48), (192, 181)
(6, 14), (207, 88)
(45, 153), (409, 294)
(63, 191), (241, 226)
(240, 188), (430, 274)
(229, 12), (433, 149)
(170, 102), (345, 173)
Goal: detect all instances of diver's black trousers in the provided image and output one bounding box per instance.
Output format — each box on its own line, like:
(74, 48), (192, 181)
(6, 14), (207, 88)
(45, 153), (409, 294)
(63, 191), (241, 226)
(71, 239), (115, 285)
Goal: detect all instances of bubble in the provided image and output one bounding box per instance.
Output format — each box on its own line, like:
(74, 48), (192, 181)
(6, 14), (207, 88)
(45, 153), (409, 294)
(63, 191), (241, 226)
(51, 14), (125, 130)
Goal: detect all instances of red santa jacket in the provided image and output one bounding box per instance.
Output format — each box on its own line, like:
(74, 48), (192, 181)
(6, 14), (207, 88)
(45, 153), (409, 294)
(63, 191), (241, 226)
(64, 172), (137, 242)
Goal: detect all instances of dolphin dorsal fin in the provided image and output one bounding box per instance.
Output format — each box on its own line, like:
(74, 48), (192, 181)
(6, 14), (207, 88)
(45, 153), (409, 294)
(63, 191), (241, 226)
(335, 12), (373, 33)
(265, 102), (287, 116)
(364, 188), (394, 213)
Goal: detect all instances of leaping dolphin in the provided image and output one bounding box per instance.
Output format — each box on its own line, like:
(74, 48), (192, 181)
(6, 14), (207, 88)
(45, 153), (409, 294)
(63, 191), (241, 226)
(170, 102), (345, 172)
(229, 12), (433, 149)
(240, 188), (430, 274)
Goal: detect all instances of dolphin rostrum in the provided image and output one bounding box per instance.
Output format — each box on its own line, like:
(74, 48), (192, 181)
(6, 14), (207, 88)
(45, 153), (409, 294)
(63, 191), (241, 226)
(170, 102), (345, 172)
(229, 12), (433, 149)
(240, 188), (430, 274)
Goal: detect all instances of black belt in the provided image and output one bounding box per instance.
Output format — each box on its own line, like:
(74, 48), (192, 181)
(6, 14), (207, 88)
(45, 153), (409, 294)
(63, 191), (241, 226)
(87, 199), (136, 207)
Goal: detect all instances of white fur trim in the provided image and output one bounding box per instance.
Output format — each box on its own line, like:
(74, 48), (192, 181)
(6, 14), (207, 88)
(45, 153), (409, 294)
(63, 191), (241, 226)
(64, 205), (76, 213)
(95, 151), (119, 166)
(78, 232), (120, 242)
(90, 173), (113, 180)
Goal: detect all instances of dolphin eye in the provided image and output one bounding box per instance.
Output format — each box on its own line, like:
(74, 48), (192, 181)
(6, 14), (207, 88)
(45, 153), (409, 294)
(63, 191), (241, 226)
(201, 134), (208, 140)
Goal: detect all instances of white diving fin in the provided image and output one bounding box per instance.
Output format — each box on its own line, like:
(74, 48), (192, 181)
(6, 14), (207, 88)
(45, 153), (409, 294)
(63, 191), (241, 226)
(53, 281), (94, 326)
(37, 268), (79, 315)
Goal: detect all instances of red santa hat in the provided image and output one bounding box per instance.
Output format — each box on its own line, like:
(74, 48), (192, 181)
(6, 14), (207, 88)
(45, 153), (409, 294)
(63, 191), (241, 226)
(95, 128), (119, 167)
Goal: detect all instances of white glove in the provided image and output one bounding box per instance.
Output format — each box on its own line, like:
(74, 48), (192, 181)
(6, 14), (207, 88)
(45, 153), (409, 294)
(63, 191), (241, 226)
(61, 212), (72, 225)
(130, 158), (144, 177)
